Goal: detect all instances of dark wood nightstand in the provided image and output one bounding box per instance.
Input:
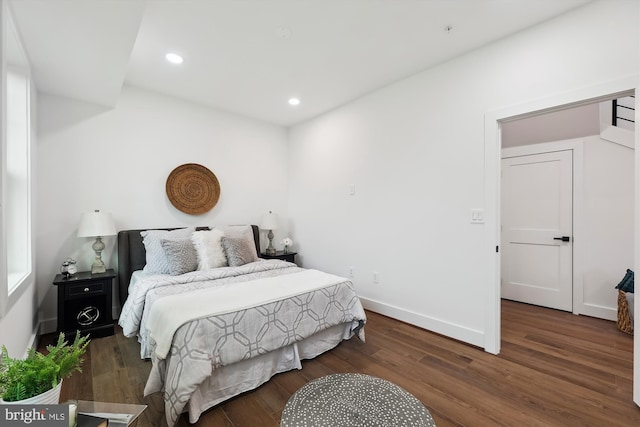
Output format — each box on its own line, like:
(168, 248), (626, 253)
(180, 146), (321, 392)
(53, 269), (115, 339)
(261, 251), (297, 264)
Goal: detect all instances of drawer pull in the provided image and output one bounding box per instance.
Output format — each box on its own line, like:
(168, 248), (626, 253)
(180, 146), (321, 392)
(84, 287), (90, 292)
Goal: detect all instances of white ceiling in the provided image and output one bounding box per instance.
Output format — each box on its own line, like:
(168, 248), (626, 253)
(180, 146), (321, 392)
(9, 0), (593, 127)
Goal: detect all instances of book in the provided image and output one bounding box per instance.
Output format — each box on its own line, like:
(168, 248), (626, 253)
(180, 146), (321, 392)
(78, 411), (134, 426)
(77, 413), (108, 427)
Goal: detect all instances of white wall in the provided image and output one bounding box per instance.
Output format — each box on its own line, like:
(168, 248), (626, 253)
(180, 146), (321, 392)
(36, 86), (289, 332)
(583, 135), (634, 317)
(287, 0), (639, 349)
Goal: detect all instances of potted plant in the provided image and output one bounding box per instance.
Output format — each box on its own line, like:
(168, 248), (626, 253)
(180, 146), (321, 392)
(0, 332), (89, 403)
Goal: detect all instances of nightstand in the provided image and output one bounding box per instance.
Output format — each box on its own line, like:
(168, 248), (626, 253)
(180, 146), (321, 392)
(53, 269), (115, 339)
(261, 251), (297, 264)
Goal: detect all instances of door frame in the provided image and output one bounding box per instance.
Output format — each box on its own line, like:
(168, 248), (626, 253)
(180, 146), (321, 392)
(483, 75), (638, 406)
(501, 140), (584, 316)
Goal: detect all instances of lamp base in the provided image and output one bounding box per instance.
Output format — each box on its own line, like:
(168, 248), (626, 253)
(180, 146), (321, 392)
(265, 229), (276, 255)
(91, 236), (107, 274)
(91, 262), (106, 274)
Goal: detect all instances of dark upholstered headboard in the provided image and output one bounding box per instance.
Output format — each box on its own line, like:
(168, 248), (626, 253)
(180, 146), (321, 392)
(117, 225), (260, 306)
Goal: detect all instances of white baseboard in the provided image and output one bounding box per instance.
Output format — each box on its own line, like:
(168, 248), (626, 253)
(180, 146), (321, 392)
(39, 317), (58, 335)
(580, 303), (617, 321)
(359, 297), (485, 349)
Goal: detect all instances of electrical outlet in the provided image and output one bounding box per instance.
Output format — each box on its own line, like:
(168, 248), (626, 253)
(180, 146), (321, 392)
(373, 271), (379, 284)
(348, 266), (354, 278)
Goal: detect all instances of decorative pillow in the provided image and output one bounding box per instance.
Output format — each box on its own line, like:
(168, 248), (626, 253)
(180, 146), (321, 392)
(221, 236), (259, 267)
(141, 227), (195, 274)
(191, 229), (227, 270)
(222, 225), (258, 261)
(160, 239), (198, 276)
(615, 269), (634, 293)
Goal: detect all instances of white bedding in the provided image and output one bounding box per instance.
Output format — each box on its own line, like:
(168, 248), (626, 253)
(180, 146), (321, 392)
(148, 269), (349, 359)
(118, 259), (367, 426)
(172, 323), (353, 424)
(119, 259), (303, 358)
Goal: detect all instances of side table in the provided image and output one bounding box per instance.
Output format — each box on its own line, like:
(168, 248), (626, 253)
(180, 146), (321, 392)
(261, 251), (297, 265)
(53, 269), (115, 339)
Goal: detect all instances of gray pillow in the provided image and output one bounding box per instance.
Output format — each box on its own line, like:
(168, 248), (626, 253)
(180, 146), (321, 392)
(141, 227), (195, 274)
(222, 225), (258, 261)
(160, 238), (198, 276)
(221, 236), (258, 267)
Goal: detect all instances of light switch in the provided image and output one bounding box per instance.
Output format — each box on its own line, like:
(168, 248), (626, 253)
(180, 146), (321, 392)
(471, 208), (484, 224)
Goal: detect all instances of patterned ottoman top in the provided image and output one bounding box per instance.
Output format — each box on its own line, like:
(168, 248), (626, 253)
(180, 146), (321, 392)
(281, 373), (436, 427)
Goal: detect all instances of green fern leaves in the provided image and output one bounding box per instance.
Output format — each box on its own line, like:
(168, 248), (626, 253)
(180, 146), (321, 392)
(0, 332), (89, 402)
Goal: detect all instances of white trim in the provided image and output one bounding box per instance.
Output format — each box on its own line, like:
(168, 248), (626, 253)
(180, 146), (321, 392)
(635, 66), (640, 407)
(39, 317), (57, 335)
(601, 125), (635, 150)
(483, 118), (501, 355)
(484, 75), (638, 356)
(501, 139), (585, 317)
(359, 297), (485, 349)
(501, 138), (583, 158)
(581, 303), (616, 322)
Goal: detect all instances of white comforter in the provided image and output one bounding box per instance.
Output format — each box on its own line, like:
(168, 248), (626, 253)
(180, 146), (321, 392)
(118, 259), (367, 427)
(147, 268), (350, 359)
(119, 259), (306, 358)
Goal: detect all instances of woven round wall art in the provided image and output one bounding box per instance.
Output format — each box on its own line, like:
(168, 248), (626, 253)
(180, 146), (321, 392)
(166, 163), (220, 215)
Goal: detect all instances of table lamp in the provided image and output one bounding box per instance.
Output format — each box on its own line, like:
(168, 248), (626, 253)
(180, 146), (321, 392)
(77, 210), (116, 274)
(260, 211), (278, 255)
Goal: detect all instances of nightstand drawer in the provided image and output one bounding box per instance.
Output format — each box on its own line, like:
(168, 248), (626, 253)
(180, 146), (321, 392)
(67, 281), (105, 297)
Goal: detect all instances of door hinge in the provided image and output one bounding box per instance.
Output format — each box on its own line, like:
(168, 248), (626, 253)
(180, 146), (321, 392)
(496, 245), (499, 253)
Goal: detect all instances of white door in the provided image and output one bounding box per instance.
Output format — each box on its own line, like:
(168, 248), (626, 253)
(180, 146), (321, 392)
(501, 150), (573, 311)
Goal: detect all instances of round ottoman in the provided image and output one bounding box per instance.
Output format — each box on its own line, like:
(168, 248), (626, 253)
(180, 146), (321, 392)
(281, 373), (436, 427)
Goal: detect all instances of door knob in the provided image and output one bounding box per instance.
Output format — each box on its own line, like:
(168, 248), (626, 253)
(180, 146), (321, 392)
(553, 236), (571, 242)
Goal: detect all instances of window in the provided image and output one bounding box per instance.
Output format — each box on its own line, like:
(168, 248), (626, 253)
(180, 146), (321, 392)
(6, 65), (30, 293)
(1, 2), (32, 316)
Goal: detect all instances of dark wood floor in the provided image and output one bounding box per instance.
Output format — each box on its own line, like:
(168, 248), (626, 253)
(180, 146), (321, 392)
(41, 300), (639, 426)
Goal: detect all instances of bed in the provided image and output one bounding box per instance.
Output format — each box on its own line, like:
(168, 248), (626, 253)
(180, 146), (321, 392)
(116, 225), (366, 426)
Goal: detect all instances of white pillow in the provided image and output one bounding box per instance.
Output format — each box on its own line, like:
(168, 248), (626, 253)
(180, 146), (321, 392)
(222, 225), (258, 262)
(141, 227), (195, 274)
(191, 229), (227, 270)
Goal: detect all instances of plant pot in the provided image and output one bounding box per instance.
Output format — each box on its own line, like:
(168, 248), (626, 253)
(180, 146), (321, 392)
(0, 380), (63, 405)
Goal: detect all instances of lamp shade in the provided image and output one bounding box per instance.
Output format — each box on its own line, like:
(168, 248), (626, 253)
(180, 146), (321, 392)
(77, 210), (116, 237)
(260, 211), (278, 230)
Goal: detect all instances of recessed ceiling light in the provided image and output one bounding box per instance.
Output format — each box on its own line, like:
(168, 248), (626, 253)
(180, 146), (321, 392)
(288, 97), (301, 106)
(165, 53), (184, 64)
